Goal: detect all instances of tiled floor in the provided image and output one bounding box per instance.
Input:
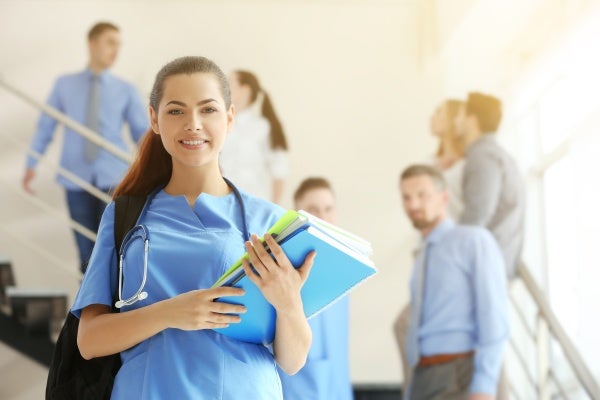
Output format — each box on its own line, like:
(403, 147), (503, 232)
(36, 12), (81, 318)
(0, 342), (48, 400)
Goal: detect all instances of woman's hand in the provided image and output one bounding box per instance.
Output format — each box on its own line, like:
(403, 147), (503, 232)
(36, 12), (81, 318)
(78, 286), (246, 359)
(163, 286), (247, 331)
(241, 233), (316, 312)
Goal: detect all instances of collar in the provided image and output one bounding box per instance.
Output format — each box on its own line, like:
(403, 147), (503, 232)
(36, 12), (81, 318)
(424, 218), (454, 246)
(83, 67), (109, 82)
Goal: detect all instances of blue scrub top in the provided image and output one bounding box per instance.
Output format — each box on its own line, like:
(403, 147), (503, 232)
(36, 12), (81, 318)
(279, 297), (353, 400)
(72, 189), (286, 399)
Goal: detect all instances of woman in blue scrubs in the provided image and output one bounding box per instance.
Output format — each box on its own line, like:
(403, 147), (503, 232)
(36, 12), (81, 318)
(72, 56), (315, 399)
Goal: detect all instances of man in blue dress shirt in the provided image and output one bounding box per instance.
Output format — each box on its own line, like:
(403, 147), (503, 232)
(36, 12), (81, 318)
(22, 22), (148, 273)
(399, 164), (509, 400)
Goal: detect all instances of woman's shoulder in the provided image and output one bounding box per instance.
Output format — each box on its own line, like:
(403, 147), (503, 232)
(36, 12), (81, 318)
(239, 190), (285, 214)
(237, 190), (287, 227)
(237, 110), (270, 131)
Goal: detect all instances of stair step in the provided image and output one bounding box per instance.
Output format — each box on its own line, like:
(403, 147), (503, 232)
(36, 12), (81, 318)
(6, 287), (68, 338)
(0, 258), (16, 309)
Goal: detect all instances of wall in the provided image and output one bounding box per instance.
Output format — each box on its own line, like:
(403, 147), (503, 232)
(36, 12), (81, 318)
(0, 0), (443, 386)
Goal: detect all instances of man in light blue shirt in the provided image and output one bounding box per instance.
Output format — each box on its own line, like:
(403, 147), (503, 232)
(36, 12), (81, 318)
(22, 22), (148, 272)
(399, 164), (509, 400)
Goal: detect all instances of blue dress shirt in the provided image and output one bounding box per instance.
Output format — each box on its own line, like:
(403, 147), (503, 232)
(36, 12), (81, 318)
(410, 219), (509, 395)
(27, 68), (149, 189)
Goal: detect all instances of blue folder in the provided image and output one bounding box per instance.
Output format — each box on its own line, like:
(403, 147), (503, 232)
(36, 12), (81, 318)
(213, 211), (377, 345)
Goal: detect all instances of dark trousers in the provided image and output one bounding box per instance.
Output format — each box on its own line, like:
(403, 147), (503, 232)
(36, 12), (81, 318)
(410, 355), (474, 400)
(66, 188), (110, 273)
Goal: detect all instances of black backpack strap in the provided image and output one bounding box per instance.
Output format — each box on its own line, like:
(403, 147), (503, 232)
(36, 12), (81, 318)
(112, 195), (147, 308)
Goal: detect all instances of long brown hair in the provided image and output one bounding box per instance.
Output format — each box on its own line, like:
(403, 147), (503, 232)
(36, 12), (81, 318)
(234, 70), (288, 150)
(113, 56), (231, 198)
(435, 99), (465, 159)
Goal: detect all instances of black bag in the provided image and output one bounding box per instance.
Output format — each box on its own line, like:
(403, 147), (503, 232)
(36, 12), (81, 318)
(45, 195), (147, 400)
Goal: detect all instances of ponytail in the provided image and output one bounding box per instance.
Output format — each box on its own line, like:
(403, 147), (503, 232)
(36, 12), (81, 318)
(261, 92), (288, 150)
(113, 129), (172, 198)
(234, 70), (288, 151)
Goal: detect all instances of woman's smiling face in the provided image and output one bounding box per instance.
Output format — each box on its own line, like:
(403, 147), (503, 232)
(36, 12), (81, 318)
(150, 72), (234, 171)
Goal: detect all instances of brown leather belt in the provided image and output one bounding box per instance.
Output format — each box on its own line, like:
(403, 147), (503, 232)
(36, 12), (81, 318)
(418, 351), (474, 367)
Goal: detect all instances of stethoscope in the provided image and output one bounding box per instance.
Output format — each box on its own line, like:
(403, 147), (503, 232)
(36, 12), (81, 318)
(114, 178), (249, 309)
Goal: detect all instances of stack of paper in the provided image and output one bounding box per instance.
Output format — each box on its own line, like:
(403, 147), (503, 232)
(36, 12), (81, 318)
(212, 210), (377, 344)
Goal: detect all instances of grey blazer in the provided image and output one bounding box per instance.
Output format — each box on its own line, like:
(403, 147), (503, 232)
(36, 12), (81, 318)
(460, 135), (525, 280)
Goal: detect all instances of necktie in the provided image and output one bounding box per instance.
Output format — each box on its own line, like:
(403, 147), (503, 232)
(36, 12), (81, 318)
(85, 74), (101, 162)
(406, 242), (429, 367)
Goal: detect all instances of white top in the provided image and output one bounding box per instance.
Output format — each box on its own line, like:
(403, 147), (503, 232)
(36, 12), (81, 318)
(442, 159), (465, 220)
(424, 156), (465, 221)
(220, 109), (289, 200)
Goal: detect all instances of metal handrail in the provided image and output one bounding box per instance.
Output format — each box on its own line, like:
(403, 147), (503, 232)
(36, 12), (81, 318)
(0, 224), (81, 281)
(0, 175), (96, 242)
(2, 133), (112, 205)
(0, 76), (134, 164)
(517, 264), (600, 399)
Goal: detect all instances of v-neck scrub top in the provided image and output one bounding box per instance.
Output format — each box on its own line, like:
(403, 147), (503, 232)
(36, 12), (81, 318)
(72, 189), (286, 399)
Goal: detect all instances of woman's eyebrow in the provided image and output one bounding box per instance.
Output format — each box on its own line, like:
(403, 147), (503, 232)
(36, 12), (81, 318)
(165, 98), (218, 107)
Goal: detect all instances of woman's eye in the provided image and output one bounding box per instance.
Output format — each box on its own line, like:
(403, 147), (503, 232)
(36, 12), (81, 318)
(167, 109), (183, 115)
(202, 107), (218, 113)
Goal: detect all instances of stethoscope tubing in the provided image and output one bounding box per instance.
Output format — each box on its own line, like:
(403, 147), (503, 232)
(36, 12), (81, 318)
(114, 178), (248, 309)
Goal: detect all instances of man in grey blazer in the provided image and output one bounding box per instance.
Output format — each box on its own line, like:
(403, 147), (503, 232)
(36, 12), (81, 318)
(454, 92), (525, 280)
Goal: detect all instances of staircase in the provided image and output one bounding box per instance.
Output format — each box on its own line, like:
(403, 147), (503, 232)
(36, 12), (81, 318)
(0, 257), (66, 366)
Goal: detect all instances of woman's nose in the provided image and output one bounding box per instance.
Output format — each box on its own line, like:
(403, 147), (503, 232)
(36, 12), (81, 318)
(185, 114), (203, 131)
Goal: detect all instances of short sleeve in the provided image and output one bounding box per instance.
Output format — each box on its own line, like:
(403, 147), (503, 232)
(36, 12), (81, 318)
(71, 202), (118, 318)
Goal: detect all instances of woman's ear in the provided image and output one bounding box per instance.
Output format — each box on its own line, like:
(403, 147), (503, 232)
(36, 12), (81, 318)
(226, 104), (236, 134)
(149, 106), (160, 134)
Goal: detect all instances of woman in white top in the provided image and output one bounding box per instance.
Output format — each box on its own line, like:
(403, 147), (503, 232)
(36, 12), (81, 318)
(430, 99), (466, 220)
(220, 71), (289, 204)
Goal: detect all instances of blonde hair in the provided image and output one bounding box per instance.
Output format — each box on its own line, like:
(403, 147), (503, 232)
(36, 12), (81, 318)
(435, 99), (465, 158)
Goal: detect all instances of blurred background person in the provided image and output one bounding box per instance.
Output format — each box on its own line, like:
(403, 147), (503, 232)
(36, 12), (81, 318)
(430, 99), (466, 220)
(399, 164), (509, 400)
(21, 21), (148, 273)
(394, 98), (465, 397)
(279, 177), (353, 400)
(454, 92), (525, 281)
(220, 70), (289, 205)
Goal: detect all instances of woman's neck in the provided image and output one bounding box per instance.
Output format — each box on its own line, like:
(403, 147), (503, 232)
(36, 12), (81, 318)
(164, 163), (230, 206)
(436, 136), (461, 169)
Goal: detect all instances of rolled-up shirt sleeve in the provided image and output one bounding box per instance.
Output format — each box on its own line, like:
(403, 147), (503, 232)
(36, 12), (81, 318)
(27, 80), (63, 169)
